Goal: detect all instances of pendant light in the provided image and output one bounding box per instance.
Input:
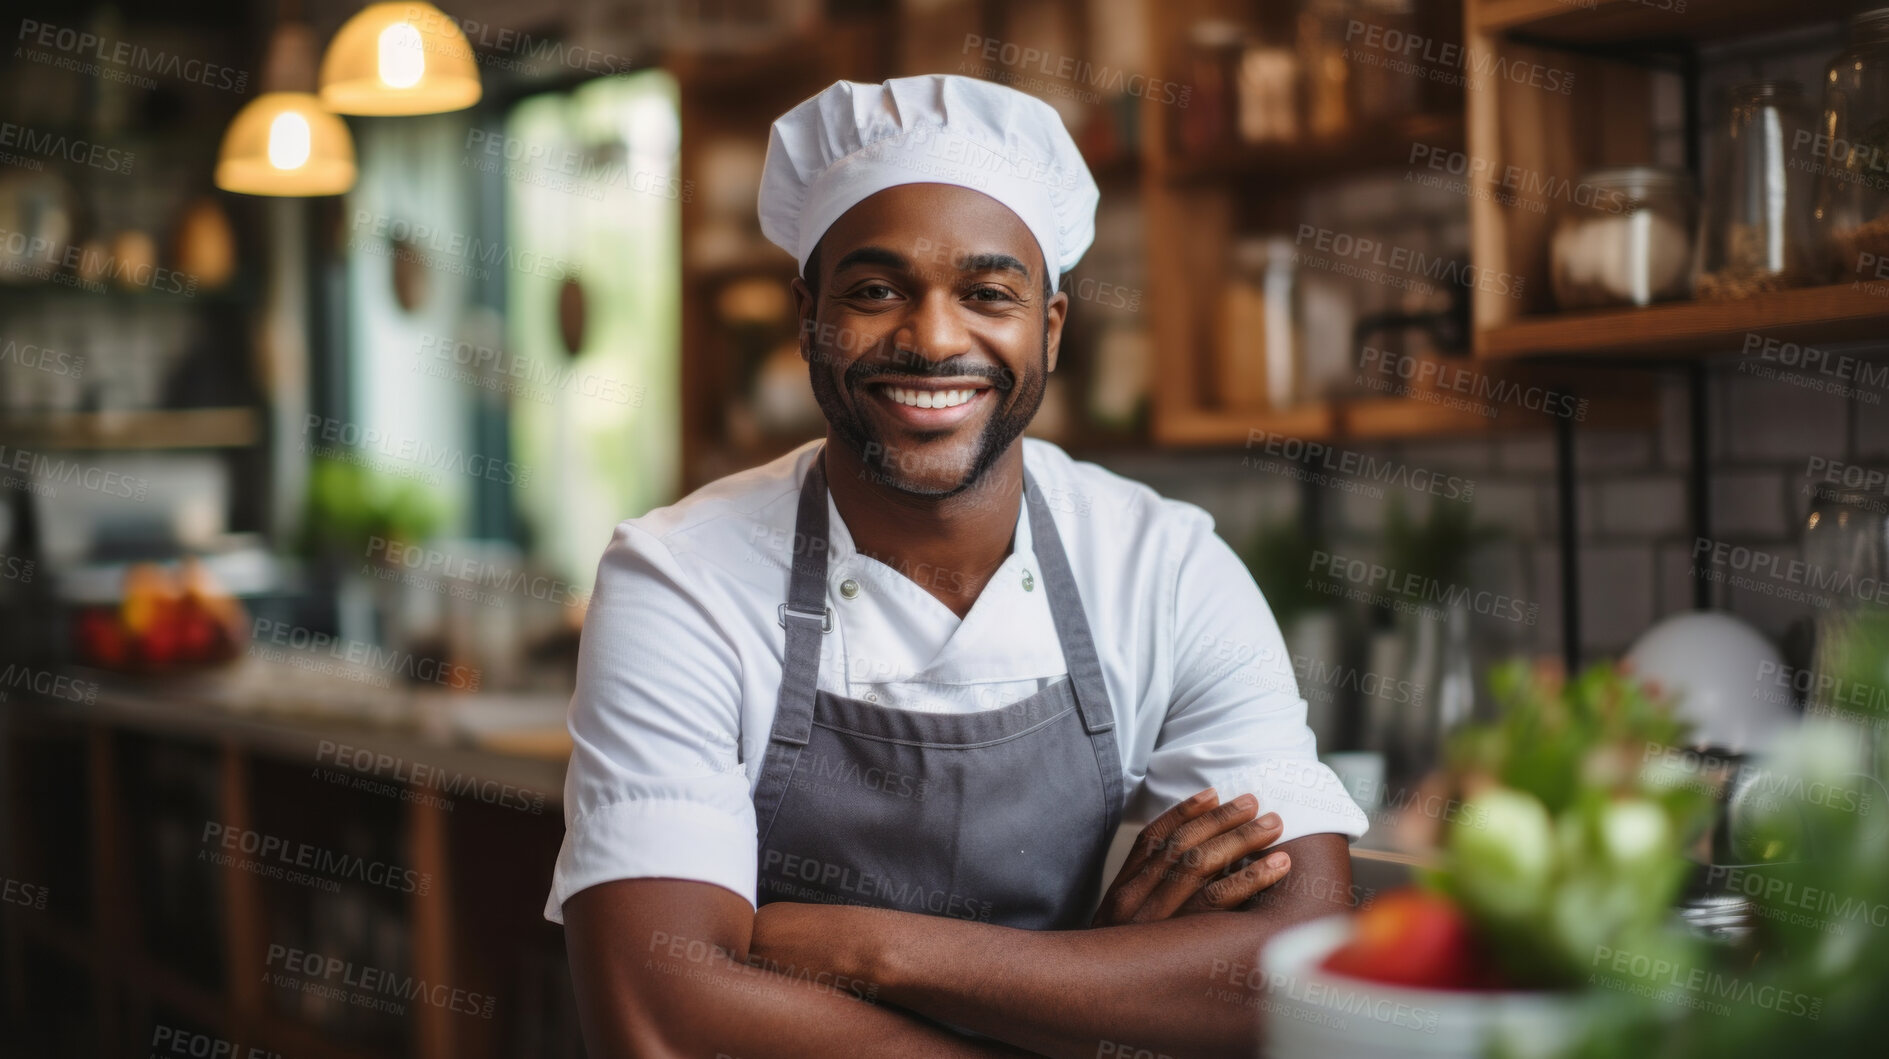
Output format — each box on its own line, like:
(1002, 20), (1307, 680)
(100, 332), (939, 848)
(319, 3), (482, 116)
(215, 19), (356, 196)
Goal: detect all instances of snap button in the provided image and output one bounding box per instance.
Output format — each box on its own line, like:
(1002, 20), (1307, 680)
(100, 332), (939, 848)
(839, 578), (861, 599)
(865, 692), (880, 703)
(1021, 569), (1035, 592)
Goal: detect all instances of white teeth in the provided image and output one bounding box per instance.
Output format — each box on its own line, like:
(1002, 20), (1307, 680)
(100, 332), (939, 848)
(884, 386), (977, 409)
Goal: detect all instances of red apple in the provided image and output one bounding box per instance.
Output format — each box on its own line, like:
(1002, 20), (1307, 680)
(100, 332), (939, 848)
(1322, 889), (1481, 990)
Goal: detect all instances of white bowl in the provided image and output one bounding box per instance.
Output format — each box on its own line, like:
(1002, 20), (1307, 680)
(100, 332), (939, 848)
(1255, 918), (1581, 1059)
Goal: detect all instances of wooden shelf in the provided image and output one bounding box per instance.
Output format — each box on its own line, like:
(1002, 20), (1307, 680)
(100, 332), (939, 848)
(0, 407), (260, 449)
(1152, 402), (1340, 447)
(1475, 0), (1852, 46)
(1476, 284), (1889, 360)
(1156, 111), (1465, 184)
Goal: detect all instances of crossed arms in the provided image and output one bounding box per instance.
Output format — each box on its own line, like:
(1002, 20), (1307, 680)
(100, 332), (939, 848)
(563, 791), (1357, 1059)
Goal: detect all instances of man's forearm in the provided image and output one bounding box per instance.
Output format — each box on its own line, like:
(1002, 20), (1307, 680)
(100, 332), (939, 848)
(563, 880), (1036, 1059)
(755, 834), (1357, 1059)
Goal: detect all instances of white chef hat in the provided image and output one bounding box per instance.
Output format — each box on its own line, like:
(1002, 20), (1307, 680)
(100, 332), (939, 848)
(758, 75), (1099, 285)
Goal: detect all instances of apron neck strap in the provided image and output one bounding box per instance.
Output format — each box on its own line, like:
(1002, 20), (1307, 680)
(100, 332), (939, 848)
(775, 445), (1118, 741)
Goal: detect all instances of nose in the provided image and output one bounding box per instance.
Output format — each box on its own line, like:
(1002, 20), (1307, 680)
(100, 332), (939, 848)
(891, 287), (973, 366)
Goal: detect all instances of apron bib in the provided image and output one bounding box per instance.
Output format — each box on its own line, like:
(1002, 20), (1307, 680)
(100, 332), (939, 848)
(750, 449), (1124, 930)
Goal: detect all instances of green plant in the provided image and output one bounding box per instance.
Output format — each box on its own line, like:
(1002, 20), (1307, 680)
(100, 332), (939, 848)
(1380, 494), (1501, 603)
(1239, 518), (1331, 627)
(1422, 662), (1715, 989)
(298, 456), (447, 559)
(1556, 614), (1889, 1057)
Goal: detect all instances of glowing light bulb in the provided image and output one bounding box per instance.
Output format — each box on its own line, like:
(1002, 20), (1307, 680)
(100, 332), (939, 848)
(377, 22), (425, 89)
(267, 111), (312, 170)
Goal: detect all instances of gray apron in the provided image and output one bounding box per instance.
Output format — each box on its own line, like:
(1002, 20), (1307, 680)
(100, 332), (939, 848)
(751, 449), (1124, 930)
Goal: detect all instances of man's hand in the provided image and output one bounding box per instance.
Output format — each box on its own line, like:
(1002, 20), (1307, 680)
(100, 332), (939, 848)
(1090, 788), (1291, 927)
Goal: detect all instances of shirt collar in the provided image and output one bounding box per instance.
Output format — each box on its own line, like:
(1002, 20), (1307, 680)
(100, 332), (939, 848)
(816, 460), (1037, 566)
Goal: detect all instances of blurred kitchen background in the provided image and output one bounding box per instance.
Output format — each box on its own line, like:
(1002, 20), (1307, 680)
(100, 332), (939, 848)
(3, 0), (1889, 1056)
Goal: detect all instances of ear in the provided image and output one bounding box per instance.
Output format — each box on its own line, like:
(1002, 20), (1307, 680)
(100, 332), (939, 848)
(1043, 287), (1069, 374)
(790, 275), (816, 362)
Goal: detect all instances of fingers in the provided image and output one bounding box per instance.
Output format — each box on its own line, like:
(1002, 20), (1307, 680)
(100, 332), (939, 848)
(1141, 809), (1286, 919)
(1183, 850), (1293, 913)
(1117, 788), (1219, 881)
(1091, 788), (1220, 927)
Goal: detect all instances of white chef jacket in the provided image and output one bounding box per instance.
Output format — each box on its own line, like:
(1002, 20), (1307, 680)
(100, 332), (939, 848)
(544, 439), (1368, 922)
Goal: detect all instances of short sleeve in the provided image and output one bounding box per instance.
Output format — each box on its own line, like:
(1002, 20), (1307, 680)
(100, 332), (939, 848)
(543, 524), (759, 923)
(1132, 515), (1369, 845)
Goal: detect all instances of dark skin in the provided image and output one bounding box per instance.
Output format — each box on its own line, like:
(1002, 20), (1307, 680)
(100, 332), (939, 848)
(563, 183), (1355, 1059)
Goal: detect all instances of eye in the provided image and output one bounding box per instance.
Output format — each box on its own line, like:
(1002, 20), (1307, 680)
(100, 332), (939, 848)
(966, 285), (1017, 303)
(846, 282), (899, 301)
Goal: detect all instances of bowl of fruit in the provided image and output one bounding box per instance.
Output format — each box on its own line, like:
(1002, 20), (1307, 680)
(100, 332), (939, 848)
(72, 559), (249, 672)
(1259, 662), (1717, 1058)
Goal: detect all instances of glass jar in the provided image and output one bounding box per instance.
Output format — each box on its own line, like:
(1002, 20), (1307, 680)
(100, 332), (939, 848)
(1297, 0), (1352, 140)
(1180, 20), (1246, 156)
(1219, 236), (1303, 410)
(1550, 167), (1696, 309)
(1814, 7), (1889, 280)
(1695, 81), (1819, 299)
(1802, 485), (1889, 733)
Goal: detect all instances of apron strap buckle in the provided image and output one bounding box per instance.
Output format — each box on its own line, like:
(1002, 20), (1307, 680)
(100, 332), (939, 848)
(778, 602), (833, 634)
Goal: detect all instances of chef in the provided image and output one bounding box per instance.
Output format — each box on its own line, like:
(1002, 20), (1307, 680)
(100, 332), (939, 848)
(550, 74), (1369, 1057)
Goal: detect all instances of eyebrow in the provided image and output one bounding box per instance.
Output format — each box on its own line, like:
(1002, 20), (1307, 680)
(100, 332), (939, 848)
(831, 245), (1034, 283)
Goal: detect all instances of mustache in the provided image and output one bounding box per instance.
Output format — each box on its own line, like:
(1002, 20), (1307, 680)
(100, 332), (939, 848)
(843, 353), (1015, 392)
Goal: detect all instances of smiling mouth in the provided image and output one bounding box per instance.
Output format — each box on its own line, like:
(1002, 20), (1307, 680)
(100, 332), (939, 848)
(879, 385), (984, 409)
(863, 378), (995, 430)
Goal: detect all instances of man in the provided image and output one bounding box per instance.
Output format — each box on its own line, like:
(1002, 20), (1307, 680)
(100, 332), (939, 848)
(551, 75), (1369, 1057)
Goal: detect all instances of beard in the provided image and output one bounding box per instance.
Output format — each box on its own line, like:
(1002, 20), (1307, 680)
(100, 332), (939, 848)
(809, 328), (1049, 500)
